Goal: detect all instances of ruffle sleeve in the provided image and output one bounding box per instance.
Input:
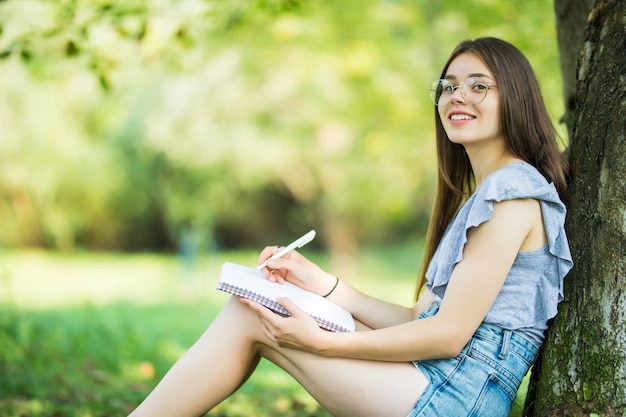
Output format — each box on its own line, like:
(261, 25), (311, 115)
(425, 162), (573, 325)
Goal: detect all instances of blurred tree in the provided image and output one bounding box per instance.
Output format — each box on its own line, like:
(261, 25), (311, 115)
(0, 0), (563, 252)
(525, 0), (626, 415)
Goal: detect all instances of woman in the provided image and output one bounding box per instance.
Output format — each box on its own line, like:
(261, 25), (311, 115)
(129, 37), (572, 417)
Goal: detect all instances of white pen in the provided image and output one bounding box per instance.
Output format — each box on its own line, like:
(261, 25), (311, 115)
(257, 230), (316, 269)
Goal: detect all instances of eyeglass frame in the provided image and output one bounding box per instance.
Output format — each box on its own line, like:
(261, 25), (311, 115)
(429, 76), (498, 107)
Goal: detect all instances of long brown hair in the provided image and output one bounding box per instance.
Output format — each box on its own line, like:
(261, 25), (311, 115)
(415, 37), (569, 300)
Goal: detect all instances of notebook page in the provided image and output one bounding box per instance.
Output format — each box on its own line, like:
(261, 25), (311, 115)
(217, 262), (355, 332)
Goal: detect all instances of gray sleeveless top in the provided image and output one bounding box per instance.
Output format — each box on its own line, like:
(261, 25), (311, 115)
(425, 162), (573, 346)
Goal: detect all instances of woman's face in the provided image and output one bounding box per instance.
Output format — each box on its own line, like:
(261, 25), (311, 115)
(437, 53), (502, 149)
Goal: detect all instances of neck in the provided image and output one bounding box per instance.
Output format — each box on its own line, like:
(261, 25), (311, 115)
(465, 144), (520, 187)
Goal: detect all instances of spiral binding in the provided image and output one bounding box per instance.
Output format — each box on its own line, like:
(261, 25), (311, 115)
(216, 282), (350, 333)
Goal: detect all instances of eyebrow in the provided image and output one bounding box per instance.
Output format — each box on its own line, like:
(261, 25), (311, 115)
(444, 72), (493, 80)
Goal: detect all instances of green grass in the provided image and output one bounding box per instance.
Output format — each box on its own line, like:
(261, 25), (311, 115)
(0, 246), (527, 416)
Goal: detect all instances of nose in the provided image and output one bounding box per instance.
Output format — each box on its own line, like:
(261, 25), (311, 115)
(450, 85), (466, 103)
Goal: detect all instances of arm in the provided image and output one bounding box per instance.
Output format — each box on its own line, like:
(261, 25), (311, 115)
(326, 198), (544, 360)
(323, 279), (435, 329)
(249, 198), (544, 361)
(257, 247), (422, 329)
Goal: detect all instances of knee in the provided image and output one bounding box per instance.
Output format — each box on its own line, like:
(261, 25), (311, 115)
(221, 296), (265, 335)
(223, 295), (257, 319)
(217, 296), (279, 352)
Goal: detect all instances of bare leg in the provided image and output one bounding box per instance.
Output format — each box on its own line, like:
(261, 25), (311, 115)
(129, 297), (428, 417)
(128, 297), (263, 416)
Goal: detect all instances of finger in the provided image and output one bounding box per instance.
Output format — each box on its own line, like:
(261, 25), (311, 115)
(262, 253), (293, 284)
(239, 297), (255, 309)
(239, 297), (267, 315)
(265, 256), (296, 279)
(277, 297), (305, 318)
(260, 321), (278, 343)
(258, 245), (274, 259)
(258, 245), (283, 263)
(258, 246), (284, 279)
(269, 269), (286, 284)
(265, 268), (278, 283)
(240, 298), (281, 323)
(260, 266), (285, 284)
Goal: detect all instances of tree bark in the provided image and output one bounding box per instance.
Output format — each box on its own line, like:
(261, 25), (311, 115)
(553, 0), (596, 137)
(525, 0), (626, 415)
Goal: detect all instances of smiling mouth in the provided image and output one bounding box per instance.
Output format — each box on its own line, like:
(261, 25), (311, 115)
(450, 114), (475, 121)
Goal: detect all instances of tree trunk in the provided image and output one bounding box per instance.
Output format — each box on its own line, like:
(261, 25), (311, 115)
(553, 0), (596, 138)
(525, 0), (626, 415)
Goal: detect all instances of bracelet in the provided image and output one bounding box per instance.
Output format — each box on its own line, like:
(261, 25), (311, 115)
(322, 276), (339, 298)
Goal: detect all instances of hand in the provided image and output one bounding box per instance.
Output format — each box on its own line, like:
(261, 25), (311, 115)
(257, 247), (337, 296)
(240, 297), (329, 354)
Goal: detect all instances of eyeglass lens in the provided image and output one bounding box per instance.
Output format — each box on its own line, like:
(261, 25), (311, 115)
(429, 77), (492, 106)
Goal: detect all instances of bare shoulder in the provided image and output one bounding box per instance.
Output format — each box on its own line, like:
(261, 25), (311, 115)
(491, 198), (546, 251)
(464, 198), (543, 253)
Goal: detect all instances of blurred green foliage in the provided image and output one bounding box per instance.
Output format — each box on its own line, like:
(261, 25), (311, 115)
(0, 247), (414, 416)
(0, 0), (564, 252)
(0, 248), (530, 416)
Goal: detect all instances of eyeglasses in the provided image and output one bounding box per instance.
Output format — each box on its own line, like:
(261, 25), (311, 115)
(429, 77), (497, 106)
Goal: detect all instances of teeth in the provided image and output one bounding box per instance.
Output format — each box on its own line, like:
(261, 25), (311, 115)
(450, 114), (474, 121)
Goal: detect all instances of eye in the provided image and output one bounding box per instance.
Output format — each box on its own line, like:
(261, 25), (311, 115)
(471, 83), (489, 91)
(467, 77), (490, 91)
(441, 81), (457, 93)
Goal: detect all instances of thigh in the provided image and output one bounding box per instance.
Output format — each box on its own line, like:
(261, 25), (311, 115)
(408, 328), (534, 417)
(258, 338), (428, 417)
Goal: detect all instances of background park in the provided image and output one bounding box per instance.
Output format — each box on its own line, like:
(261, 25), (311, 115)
(1, 0), (624, 416)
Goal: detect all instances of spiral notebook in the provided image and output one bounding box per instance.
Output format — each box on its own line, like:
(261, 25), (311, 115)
(216, 262), (355, 332)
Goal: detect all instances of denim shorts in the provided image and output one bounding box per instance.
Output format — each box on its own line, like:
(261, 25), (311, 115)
(407, 302), (539, 417)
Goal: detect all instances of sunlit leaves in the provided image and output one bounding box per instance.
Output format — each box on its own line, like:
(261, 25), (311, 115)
(0, 0), (563, 249)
